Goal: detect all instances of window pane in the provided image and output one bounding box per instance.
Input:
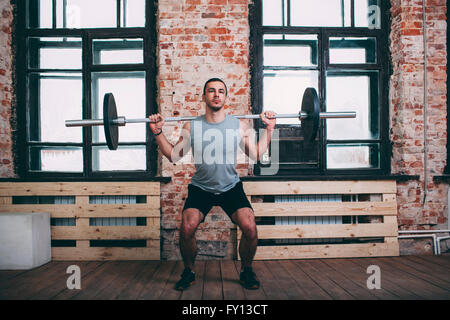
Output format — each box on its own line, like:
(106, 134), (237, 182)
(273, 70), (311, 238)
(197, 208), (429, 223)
(290, 0), (351, 27)
(326, 71), (379, 140)
(264, 70), (318, 125)
(327, 144), (380, 169)
(93, 39), (144, 65)
(37, 0), (53, 28)
(355, 0), (381, 29)
(92, 146), (146, 171)
(56, 0), (117, 28)
(92, 72), (146, 143)
(262, 0), (285, 26)
(30, 147), (83, 172)
(122, 0), (146, 27)
(29, 37), (82, 69)
(264, 34), (318, 67)
(29, 72), (82, 143)
(329, 37), (376, 64)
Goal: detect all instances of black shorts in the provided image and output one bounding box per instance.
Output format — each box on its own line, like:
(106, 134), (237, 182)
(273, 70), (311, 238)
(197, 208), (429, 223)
(182, 181), (253, 222)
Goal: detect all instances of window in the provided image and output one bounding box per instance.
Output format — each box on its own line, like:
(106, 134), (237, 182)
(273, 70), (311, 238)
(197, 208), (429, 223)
(251, 0), (390, 175)
(16, 0), (157, 179)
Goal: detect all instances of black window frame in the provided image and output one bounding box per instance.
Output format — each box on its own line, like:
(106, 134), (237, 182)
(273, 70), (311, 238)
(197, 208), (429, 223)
(250, 0), (392, 176)
(13, 0), (158, 181)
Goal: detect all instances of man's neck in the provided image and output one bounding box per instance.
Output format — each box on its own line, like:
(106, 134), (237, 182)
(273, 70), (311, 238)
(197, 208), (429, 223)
(204, 108), (226, 123)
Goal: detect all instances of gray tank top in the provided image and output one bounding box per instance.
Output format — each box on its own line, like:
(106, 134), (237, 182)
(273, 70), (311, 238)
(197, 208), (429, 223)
(190, 114), (241, 194)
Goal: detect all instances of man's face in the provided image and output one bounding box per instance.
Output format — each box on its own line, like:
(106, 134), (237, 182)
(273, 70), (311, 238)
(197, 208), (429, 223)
(203, 81), (227, 111)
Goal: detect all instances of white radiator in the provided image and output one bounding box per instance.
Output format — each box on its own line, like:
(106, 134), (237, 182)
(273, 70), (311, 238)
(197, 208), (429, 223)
(274, 194), (344, 244)
(90, 196), (137, 226)
(52, 196), (138, 226)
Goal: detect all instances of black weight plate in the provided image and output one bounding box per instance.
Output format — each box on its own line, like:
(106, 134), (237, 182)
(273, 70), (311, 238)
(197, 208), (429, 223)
(300, 87), (320, 145)
(103, 93), (119, 150)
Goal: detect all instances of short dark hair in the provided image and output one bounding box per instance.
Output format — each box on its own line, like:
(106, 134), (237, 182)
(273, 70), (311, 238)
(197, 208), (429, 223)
(203, 78), (227, 96)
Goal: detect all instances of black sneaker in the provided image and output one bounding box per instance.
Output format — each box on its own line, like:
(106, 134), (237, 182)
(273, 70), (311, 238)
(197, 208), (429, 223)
(239, 267), (260, 290)
(175, 268), (195, 291)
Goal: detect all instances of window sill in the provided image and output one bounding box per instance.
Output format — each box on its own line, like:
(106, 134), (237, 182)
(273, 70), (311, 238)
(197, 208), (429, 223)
(241, 174), (419, 182)
(433, 175), (450, 183)
(0, 176), (172, 183)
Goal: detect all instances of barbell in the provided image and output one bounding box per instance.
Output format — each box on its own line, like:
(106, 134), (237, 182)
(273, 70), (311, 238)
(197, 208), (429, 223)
(65, 87), (356, 150)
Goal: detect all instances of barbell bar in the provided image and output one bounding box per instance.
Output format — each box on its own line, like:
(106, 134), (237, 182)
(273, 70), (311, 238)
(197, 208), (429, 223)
(65, 87), (357, 150)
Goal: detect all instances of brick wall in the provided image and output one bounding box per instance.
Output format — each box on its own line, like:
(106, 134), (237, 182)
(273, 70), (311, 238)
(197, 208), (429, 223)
(0, 0), (14, 177)
(158, 0), (252, 259)
(390, 0), (448, 253)
(0, 0), (448, 256)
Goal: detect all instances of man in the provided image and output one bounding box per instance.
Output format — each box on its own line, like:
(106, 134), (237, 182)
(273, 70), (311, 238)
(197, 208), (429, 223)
(149, 78), (276, 290)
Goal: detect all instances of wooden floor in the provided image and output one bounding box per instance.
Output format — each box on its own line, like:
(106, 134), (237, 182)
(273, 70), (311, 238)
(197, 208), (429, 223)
(1, 255), (449, 300)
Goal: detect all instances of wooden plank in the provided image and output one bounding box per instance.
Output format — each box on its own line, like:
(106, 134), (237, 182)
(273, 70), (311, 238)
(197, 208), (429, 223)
(0, 182), (160, 196)
(382, 193), (397, 202)
(93, 261), (147, 299)
(232, 261), (267, 300)
(180, 261), (206, 300)
(384, 257), (450, 290)
(52, 261), (115, 300)
(243, 223), (398, 240)
(363, 257), (450, 299)
(0, 262), (68, 299)
(0, 196), (12, 204)
(114, 260), (160, 300)
(52, 245), (160, 261)
(347, 258), (417, 300)
(49, 261), (105, 299)
(413, 255), (450, 271)
(405, 255), (450, 276)
(323, 258), (400, 300)
(0, 205), (160, 218)
(51, 225), (159, 240)
(244, 180), (397, 195)
(311, 259), (378, 300)
(28, 261), (102, 299)
(252, 261), (289, 300)
(221, 260), (246, 300)
(138, 261), (177, 299)
(252, 242), (399, 260)
(251, 201), (397, 217)
(275, 259), (332, 300)
(264, 260), (312, 299)
(293, 259), (355, 300)
(160, 261), (184, 300)
(203, 260), (223, 300)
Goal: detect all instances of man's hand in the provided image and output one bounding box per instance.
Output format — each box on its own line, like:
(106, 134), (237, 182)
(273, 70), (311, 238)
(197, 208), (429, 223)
(260, 111), (276, 131)
(148, 113), (165, 134)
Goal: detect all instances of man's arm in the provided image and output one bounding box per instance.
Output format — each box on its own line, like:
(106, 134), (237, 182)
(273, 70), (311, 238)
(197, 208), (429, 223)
(149, 114), (191, 163)
(239, 111), (276, 161)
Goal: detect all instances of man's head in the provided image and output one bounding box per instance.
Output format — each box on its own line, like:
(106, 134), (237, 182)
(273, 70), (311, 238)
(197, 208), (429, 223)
(203, 78), (227, 111)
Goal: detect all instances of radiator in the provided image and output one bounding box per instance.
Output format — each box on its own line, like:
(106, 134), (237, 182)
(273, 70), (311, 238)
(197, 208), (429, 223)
(90, 196), (137, 226)
(274, 194), (344, 244)
(52, 196), (138, 226)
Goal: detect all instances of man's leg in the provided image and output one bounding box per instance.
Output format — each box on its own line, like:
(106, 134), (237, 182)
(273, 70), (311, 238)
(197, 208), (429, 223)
(232, 207), (260, 290)
(175, 208), (204, 291)
(232, 207), (258, 269)
(179, 208), (204, 271)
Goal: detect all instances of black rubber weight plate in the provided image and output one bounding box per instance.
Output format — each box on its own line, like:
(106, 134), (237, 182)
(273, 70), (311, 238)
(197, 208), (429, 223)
(300, 87), (320, 145)
(103, 93), (119, 150)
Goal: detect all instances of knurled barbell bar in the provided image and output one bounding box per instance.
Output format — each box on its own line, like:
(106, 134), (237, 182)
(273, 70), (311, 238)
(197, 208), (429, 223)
(65, 87), (356, 150)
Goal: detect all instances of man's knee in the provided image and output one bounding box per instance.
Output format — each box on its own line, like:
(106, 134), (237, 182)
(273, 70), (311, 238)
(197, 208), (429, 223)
(234, 208), (257, 240)
(180, 209), (203, 238)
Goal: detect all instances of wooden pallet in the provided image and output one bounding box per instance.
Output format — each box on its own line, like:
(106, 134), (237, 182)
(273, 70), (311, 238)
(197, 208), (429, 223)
(239, 180), (399, 260)
(0, 182), (160, 260)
